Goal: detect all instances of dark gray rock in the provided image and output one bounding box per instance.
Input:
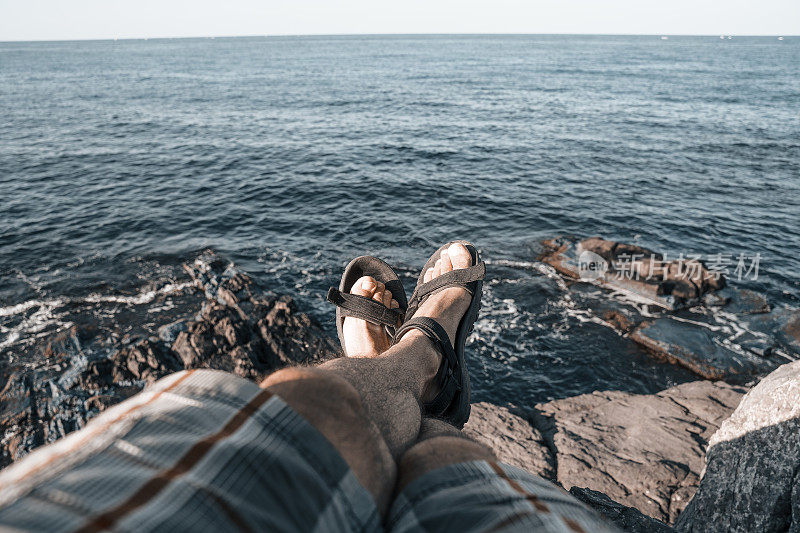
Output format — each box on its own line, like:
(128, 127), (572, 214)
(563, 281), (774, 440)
(463, 402), (555, 479)
(630, 318), (772, 380)
(713, 288), (771, 315)
(675, 360), (800, 532)
(0, 251), (338, 468)
(533, 380), (748, 524)
(570, 487), (673, 533)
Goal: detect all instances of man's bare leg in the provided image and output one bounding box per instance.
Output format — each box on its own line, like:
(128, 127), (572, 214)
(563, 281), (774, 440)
(260, 243), (473, 513)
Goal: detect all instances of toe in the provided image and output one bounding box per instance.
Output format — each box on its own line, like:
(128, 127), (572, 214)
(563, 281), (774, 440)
(382, 288), (392, 307)
(352, 276), (377, 298)
(448, 243), (472, 270)
(439, 250), (453, 274)
(432, 259), (442, 278)
(424, 267), (434, 283)
(390, 299), (399, 309)
(372, 287), (385, 303)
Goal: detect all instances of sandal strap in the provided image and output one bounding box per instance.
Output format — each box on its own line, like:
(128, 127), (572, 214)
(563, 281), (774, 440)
(408, 261), (486, 313)
(327, 287), (404, 328)
(395, 317), (461, 416)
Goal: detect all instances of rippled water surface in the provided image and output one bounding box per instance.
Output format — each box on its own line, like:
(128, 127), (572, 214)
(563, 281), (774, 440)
(2, 35), (799, 405)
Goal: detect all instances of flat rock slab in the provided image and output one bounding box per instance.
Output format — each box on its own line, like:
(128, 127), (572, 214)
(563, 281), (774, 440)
(464, 402), (675, 532)
(533, 380), (748, 524)
(464, 402), (555, 479)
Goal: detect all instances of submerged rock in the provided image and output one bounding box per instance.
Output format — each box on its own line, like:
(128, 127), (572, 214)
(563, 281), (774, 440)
(0, 251), (337, 468)
(629, 319), (767, 380)
(675, 360), (800, 532)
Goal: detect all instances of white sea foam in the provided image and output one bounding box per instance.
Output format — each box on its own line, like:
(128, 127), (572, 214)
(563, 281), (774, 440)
(0, 282), (193, 351)
(0, 299), (60, 318)
(0, 298), (70, 350)
(486, 259), (570, 291)
(83, 282), (192, 305)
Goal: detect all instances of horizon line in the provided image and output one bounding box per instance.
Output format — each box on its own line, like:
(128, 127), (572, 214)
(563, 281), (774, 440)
(1, 32), (797, 44)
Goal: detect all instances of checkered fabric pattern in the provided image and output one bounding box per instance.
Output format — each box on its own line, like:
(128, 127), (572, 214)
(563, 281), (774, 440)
(0, 369), (615, 532)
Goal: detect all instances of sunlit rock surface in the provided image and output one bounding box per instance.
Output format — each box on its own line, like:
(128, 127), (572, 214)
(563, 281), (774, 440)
(463, 382), (746, 527)
(676, 360), (800, 532)
(532, 381), (747, 524)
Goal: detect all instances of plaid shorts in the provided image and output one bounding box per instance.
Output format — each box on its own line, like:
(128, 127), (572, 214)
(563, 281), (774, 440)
(0, 370), (615, 532)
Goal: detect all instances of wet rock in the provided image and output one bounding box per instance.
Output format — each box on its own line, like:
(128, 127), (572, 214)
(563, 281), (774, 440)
(753, 307), (800, 355)
(0, 360), (127, 466)
(157, 319), (189, 344)
(630, 318), (773, 380)
(675, 360), (800, 532)
(785, 312), (800, 343)
(0, 251), (338, 468)
(602, 309), (636, 334)
(569, 487), (673, 533)
(113, 338), (182, 384)
(532, 380), (748, 524)
(700, 292), (730, 307)
(540, 237), (725, 310)
(539, 236), (795, 381)
(463, 402), (555, 479)
(713, 287), (770, 315)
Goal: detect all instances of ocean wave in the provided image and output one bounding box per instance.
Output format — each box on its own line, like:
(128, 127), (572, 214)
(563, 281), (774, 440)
(0, 282), (194, 351)
(0, 298), (70, 350)
(82, 282), (193, 305)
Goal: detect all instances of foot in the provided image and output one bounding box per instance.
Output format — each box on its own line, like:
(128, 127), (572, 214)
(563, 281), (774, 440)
(342, 276), (400, 357)
(401, 243), (473, 401)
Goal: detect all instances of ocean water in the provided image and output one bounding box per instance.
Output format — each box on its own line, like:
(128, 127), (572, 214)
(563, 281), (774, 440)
(1, 35), (799, 406)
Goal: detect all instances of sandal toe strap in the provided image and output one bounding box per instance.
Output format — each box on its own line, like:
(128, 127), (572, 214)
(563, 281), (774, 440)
(395, 317), (461, 416)
(327, 287), (404, 328)
(409, 261), (486, 311)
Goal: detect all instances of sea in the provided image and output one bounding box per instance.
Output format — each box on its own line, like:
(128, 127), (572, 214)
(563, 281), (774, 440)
(1, 34), (799, 407)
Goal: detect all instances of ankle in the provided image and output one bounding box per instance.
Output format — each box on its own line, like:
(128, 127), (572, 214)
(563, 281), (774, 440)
(387, 331), (442, 381)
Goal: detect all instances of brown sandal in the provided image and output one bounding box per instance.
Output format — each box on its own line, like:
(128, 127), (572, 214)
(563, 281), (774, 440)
(397, 241), (485, 428)
(327, 256), (408, 356)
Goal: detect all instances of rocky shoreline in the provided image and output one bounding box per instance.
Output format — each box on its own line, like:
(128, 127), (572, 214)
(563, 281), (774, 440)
(539, 236), (799, 381)
(465, 382), (747, 531)
(0, 252), (338, 468)
(1, 246), (799, 531)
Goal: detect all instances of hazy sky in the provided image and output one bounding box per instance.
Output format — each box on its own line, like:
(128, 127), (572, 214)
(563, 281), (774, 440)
(1, 0), (797, 41)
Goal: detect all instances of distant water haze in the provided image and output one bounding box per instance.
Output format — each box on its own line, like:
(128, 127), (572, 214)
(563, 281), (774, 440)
(1, 0), (798, 41)
(1, 35), (798, 405)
